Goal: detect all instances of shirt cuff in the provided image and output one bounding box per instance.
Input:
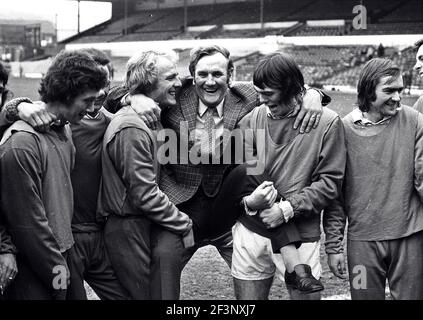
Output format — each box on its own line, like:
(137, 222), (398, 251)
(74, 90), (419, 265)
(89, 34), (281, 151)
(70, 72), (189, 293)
(120, 93), (130, 107)
(4, 97), (33, 122)
(278, 200), (294, 222)
(242, 196), (258, 216)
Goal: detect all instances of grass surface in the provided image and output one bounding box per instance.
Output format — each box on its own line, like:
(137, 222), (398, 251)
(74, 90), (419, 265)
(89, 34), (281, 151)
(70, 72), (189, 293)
(180, 240), (351, 300)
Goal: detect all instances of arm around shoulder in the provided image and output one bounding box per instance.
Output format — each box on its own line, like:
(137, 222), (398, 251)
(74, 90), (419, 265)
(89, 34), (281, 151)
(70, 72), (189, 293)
(286, 116), (347, 217)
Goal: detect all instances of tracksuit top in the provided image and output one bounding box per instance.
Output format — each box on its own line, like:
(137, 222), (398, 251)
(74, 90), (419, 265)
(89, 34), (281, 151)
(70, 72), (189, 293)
(70, 112), (110, 232)
(340, 106), (423, 241)
(238, 105), (346, 242)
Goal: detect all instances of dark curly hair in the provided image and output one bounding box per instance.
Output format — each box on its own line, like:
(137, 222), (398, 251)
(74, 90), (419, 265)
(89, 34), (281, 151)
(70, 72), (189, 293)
(78, 47), (112, 74)
(38, 49), (108, 105)
(253, 52), (305, 106)
(0, 61), (10, 109)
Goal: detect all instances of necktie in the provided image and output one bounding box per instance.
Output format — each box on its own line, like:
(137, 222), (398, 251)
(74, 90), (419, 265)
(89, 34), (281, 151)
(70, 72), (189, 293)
(201, 107), (218, 156)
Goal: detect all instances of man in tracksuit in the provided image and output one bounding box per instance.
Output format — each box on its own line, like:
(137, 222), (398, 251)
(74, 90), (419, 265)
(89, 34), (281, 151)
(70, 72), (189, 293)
(324, 58), (423, 299)
(99, 50), (194, 299)
(1, 48), (130, 300)
(0, 50), (108, 299)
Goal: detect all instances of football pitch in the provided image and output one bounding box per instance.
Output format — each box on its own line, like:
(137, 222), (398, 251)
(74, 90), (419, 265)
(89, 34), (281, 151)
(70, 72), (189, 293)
(6, 77), (418, 300)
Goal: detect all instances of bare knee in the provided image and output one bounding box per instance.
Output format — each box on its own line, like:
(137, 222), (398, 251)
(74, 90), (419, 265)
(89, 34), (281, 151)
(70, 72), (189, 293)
(233, 277), (273, 300)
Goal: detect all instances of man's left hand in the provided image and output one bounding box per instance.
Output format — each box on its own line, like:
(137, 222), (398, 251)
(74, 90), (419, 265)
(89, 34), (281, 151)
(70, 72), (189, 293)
(129, 94), (161, 130)
(0, 253), (18, 291)
(293, 89), (323, 134)
(259, 203), (285, 229)
(18, 101), (56, 132)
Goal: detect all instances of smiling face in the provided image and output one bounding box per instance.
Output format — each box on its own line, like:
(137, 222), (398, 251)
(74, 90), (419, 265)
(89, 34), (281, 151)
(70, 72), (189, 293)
(414, 44), (423, 79)
(193, 52), (232, 108)
(368, 75), (403, 119)
(58, 89), (99, 124)
(148, 56), (181, 108)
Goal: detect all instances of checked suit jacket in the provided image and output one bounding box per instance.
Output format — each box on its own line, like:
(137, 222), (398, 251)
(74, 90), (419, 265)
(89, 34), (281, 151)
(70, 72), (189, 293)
(159, 79), (259, 204)
(104, 78), (259, 205)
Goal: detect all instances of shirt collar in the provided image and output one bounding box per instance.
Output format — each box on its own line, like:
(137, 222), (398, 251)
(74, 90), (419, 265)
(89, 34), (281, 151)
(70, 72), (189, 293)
(198, 98), (224, 118)
(266, 105), (296, 120)
(84, 111), (101, 120)
(351, 107), (401, 126)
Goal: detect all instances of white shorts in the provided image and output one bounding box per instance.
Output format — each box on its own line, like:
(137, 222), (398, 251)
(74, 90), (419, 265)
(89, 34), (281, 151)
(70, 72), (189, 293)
(231, 222), (322, 281)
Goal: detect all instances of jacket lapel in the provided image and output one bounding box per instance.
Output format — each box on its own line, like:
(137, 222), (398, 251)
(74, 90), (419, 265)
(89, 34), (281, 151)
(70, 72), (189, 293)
(222, 90), (243, 149)
(179, 87), (198, 133)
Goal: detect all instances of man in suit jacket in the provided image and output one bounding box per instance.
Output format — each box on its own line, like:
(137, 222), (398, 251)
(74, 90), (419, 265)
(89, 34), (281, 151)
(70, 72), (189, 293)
(413, 39), (423, 111)
(106, 45), (329, 299)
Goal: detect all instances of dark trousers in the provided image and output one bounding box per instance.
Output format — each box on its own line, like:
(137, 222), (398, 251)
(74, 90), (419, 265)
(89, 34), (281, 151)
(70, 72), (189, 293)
(66, 230), (130, 300)
(5, 251), (69, 300)
(150, 166), (248, 300)
(150, 224), (232, 300)
(347, 230), (423, 300)
(150, 163), (302, 300)
(104, 215), (152, 299)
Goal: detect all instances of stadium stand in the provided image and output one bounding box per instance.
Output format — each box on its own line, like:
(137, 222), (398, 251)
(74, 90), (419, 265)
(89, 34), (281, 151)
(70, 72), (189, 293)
(284, 0), (397, 21)
(231, 44), (419, 89)
(233, 51), (262, 82)
(11, 0), (422, 92)
(287, 25), (348, 37)
(379, 0), (423, 22)
(349, 22), (423, 35)
(282, 45), (369, 84)
(285, 0), (351, 20)
(172, 28), (216, 40)
(199, 26), (291, 39)
(322, 65), (363, 86)
(116, 30), (181, 42)
(391, 46), (423, 89)
(71, 34), (121, 44)
(59, 0), (423, 43)
(180, 3), (238, 26)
